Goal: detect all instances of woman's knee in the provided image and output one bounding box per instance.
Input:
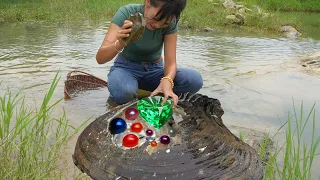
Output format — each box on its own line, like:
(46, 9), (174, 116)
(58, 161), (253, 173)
(175, 68), (203, 93)
(187, 70), (203, 93)
(109, 86), (137, 105)
(107, 68), (138, 104)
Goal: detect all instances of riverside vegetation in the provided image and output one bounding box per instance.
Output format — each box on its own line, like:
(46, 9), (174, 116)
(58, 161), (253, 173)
(242, 102), (320, 180)
(0, 0), (319, 34)
(0, 73), (89, 179)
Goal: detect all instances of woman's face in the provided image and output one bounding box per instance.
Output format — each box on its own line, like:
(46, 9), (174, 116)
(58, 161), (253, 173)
(144, 0), (174, 30)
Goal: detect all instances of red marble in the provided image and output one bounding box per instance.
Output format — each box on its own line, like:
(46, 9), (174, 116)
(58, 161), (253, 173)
(122, 134), (139, 148)
(130, 122), (143, 133)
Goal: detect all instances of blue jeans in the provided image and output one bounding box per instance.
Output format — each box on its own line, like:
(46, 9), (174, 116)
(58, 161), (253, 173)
(107, 54), (203, 105)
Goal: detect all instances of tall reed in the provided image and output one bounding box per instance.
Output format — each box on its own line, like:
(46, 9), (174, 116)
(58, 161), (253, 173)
(0, 73), (85, 179)
(263, 102), (320, 179)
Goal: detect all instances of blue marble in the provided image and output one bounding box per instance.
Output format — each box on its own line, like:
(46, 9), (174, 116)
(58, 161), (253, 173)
(109, 118), (127, 134)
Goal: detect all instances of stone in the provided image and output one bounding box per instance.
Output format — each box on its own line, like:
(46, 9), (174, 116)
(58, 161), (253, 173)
(300, 51), (320, 73)
(238, 7), (246, 14)
(137, 96), (173, 129)
(223, 0), (236, 10)
(225, 14), (245, 25)
(199, 27), (218, 32)
(280, 25), (302, 38)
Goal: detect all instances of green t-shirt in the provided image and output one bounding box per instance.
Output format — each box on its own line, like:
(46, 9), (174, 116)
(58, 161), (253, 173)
(111, 4), (178, 63)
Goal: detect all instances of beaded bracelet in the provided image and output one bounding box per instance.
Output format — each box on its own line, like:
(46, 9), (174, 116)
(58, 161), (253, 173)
(114, 40), (124, 53)
(161, 77), (174, 88)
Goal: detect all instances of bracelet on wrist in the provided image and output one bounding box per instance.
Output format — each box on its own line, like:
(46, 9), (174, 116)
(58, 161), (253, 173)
(114, 40), (124, 53)
(160, 76), (174, 88)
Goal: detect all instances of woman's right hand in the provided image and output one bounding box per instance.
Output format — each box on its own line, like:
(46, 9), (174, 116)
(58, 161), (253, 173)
(96, 20), (133, 64)
(117, 20), (133, 47)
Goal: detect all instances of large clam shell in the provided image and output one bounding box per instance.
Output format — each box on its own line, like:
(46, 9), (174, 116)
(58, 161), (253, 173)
(73, 93), (264, 179)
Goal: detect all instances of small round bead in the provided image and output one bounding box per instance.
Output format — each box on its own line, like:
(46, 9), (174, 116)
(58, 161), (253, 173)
(150, 141), (157, 147)
(146, 129), (153, 136)
(160, 135), (170, 145)
(168, 129), (176, 137)
(130, 122), (143, 133)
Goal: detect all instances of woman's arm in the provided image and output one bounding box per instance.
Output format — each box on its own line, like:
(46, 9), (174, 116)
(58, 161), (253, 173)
(151, 32), (179, 106)
(163, 33), (177, 80)
(96, 21), (132, 64)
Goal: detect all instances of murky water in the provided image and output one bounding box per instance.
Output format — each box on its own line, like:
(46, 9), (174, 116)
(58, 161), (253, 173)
(1, 15), (320, 178)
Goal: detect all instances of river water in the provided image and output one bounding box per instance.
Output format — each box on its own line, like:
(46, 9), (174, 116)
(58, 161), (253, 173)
(0, 14), (320, 178)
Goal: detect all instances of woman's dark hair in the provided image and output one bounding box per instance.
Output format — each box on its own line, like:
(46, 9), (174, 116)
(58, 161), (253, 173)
(148, 0), (187, 23)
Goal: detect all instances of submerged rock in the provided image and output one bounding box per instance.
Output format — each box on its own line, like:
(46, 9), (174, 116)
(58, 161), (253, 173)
(300, 51), (320, 74)
(73, 93), (264, 179)
(199, 27), (219, 32)
(280, 25), (302, 38)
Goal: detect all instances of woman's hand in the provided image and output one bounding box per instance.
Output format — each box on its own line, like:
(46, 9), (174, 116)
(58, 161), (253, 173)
(117, 20), (133, 47)
(96, 20), (133, 64)
(150, 80), (178, 107)
(149, 32), (179, 108)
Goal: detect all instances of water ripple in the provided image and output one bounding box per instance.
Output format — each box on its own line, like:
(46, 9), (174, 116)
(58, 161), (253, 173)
(0, 21), (319, 142)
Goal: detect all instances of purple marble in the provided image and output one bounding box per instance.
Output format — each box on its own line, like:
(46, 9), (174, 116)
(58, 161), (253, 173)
(160, 135), (170, 145)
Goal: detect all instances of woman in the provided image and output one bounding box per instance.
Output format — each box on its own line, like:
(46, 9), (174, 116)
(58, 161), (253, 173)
(96, 0), (203, 107)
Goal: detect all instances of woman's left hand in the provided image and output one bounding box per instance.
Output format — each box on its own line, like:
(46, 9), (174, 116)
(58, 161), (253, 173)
(150, 80), (178, 107)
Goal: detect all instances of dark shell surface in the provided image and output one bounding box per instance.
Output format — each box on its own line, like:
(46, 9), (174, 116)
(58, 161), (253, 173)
(73, 93), (264, 180)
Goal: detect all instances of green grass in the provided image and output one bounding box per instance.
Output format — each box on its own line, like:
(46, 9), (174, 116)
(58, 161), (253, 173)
(0, 0), (318, 33)
(238, 102), (320, 179)
(181, 0), (290, 33)
(0, 72), (87, 179)
(239, 131), (245, 141)
(0, 0), (142, 23)
(262, 101), (320, 179)
(242, 0), (320, 12)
